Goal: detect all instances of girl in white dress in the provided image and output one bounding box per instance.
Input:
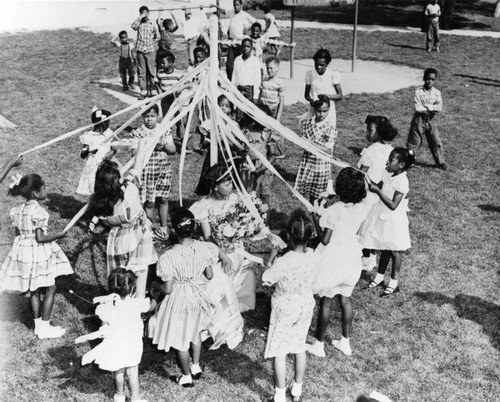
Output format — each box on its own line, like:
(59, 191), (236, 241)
(77, 268), (151, 402)
(189, 165), (245, 350)
(357, 115), (398, 270)
(263, 210), (317, 402)
(361, 147), (414, 296)
(76, 107), (116, 196)
(89, 139), (157, 297)
(307, 168), (369, 358)
(152, 208), (228, 387)
(304, 48), (343, 128)
(0, 174), (73, 339)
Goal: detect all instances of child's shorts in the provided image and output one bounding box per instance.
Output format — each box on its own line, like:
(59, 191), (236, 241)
(256, 170), (274, 197)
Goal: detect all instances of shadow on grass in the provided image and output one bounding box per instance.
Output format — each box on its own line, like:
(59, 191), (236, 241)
(478, 204), (500, 213)
(414, 161), (438, 169)
(415, 292), (500, 352)
(388, 43), (424, 51)
(454, 73), (500, 88)
(0, 292), (31, 326)
(46, 192), (86, 220)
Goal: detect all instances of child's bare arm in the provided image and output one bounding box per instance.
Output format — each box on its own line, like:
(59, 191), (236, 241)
(304, 84), (313, 103)
(35, 228), (65, 243)
(276, 93), (284, 122)
(0, 155), (22, 184)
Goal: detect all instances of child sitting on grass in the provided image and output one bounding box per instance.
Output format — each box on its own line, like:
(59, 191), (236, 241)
(76, 107), (116, 196)
(361, 147), (414, 297)
(77, 268), (152, 402)
(307, 167), (369, 358)
(357, 115), (398, 270)
(0, 174), (74, 339)
(156, 50), (183, 117)
(130, 104), (176, 240)
(263, 210), (317, 402)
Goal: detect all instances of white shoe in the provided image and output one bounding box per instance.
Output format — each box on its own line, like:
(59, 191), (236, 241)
(332, 338), (352, 356)
(113, 394), (126, 402)
(306, 340), (326, 358)
(37, 323), (65, 339)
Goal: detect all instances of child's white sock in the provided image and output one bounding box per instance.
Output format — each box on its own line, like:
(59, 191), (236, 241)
(34, 317), (42, 334)
(388, 279), (398, 289)
(274, 387), (286, 402)
(291, 382), (302, 397)
(190, 363), (202, 375)
(373, 273), (385, 284)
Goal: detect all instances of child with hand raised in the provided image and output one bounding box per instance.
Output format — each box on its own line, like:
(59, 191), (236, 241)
(76, 268), (152, 402)
(0, 174), (73, 338)
(263, 210), (318, 402)
(89, 138), (158, 298)
(360, 147), (414, 296)
(307, 167), (369, 358)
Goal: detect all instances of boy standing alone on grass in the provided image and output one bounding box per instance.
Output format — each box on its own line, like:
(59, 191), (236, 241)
(132, 5), (160, 99)
(407, 67), (447, 170)
(115, 30), (136, 91)
(425, 0), (441, 52)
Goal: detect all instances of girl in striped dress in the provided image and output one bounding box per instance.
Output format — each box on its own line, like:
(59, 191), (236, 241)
(89, 139), (157, 298)
(0, 174), (73, 339)
(294, 95), (337, 203)
(152, 208), (228, 388)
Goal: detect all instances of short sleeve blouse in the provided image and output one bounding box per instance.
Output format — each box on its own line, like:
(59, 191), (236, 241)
(305, 68), (341, 100)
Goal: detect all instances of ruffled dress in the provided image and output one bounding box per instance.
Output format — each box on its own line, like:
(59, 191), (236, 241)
(263, 249), (318, 358)
(0, 200), (73, 292)
(189, 193), (245, 349)
(313, 201), (370, 298)
(360, 171), (411, 251)
(76, 129), (114, 196)
(100, 182), (158, 274)
(81, 295), (150, 371)
(152, 241), (218, 352)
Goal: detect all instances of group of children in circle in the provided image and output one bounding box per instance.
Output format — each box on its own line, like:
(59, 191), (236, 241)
(0, 3), (448, 398)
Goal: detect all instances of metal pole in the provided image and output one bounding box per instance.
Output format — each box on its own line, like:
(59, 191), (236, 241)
(209, 15), (219, 166)
(149, 5), (216, 12)
(290, 7), (295, 79)
(351, 0), (358, 73)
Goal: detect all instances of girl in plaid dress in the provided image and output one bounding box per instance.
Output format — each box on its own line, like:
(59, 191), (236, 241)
(130, 105), (176, 239)
(0, 174), (73, 339)
(89, 139), (157, 298)
(294, 95), (337, 203)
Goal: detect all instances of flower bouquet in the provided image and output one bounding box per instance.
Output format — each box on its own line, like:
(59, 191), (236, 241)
(209, 192), (269, 254)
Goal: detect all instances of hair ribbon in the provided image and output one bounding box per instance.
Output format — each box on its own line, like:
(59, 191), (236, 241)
(9, 173), (22, 189)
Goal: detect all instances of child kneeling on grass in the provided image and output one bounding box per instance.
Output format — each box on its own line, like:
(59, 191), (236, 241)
(263, 210), (318, 402)
(77, 268), (153, 402)
(130, 104), (176, 239)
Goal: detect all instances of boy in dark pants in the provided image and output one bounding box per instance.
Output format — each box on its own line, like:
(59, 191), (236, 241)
(407, 67), (447, 170)
(117, 30), (136, 91)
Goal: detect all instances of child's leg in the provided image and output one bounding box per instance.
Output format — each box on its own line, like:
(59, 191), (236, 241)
(273, 355), (287, 389)
(41, 284), (56, 321)
(30, 289), (41, 319)
(127, 58), (135, 87)
(144, 201), (155, 223)
(190, 341), (202, 365)
(426, 21), (434, 51)
(426, 120), (445, 166)
(390, 251), (402, 280)
(119, 58), (128, 88)
(125, 365), (140, 400)
(114, 368), (126, 397)
(406, 114), (424, 155)
(156, 197), (169, 228)
(315, 297), (333, 342)
(292, 352), (306, 396)
(339, 296), (353, 338)
(369, 251), (390, 287)
(433, 22), (440, 49)
(135, 268), (148, 298)
(176, 349), (191, 376)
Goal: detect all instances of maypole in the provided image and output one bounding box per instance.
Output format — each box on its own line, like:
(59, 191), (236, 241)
(208, 14), (219, 167)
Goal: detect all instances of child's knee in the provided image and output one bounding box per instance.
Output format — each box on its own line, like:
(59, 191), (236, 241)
(156, 197), (169, 206)
(144, 201), (154, 209)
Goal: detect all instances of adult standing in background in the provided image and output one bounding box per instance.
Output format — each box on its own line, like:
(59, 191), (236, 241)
(220, 0), (256, 80)
(132, 5), (160, 99)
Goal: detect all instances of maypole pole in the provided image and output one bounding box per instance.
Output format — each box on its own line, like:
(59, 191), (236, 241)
(209, 14), (219, 166)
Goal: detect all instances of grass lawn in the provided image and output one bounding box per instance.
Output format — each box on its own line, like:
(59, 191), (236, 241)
(1, 27), (499, 401)
(249, 0), (500, 32)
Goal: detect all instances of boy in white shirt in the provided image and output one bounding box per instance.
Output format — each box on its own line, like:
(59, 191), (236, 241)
(425, 0), (441, 52)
